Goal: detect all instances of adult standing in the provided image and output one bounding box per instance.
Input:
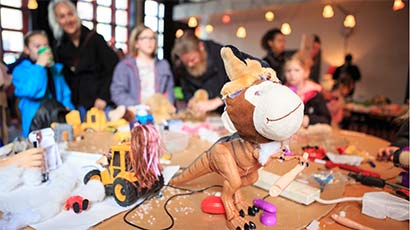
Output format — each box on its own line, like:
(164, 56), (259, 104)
(309, 34), (322, 83)
(261, 28), (295, 82)
(332, 54), (361, 97)
(48, 0), (118, 120)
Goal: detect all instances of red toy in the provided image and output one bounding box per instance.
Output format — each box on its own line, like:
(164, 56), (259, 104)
(325, 161), (380, 178)
(64, 196), (89, 214)
(302, 145), (326, 161)
(201, 196), (226, 214)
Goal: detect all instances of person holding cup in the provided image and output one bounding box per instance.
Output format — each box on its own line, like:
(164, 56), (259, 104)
(9, 30), (74, 137)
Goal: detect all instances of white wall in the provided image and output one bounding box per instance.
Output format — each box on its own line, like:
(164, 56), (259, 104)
(205, 1), (409, 103)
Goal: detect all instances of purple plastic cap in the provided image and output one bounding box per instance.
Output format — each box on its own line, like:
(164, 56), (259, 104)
(260, 211), (277, 226)
(253, 199), (276, 214)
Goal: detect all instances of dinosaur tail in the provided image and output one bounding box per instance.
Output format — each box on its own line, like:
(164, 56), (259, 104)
(170, 152), (212, 185)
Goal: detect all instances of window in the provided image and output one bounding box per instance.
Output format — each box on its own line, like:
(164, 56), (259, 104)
(144, 0), (164, 59)
(77, 0), (129, 53)
(0, 0), (26, 64)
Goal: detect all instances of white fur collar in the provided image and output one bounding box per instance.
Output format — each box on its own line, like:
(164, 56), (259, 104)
(258, 141), (281, 165)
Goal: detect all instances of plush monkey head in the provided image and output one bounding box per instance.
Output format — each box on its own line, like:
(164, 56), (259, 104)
(220, 46), (304, 143)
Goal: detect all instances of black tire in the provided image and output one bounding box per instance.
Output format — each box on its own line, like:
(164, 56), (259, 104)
(82, 199), (89, 210)
(83, 169), (101, 184)
(73, 202), (80, 213)
(113, 178), (138, 206)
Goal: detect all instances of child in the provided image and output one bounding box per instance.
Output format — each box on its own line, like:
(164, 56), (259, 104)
(10, 31), (75, 137)
(284, 52), (331, 127)
(110, 25), (175, 110)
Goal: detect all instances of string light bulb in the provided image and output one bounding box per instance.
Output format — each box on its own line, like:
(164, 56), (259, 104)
(392, 0), (405, 11)
(188, 16), (198, 28)
(222, 14), (231, 24)
(281, 23), (291, 35)
(175, 29), (184, 38)
(236, 26), (247, 38)
(28, 0), (38, 9)
(265, 11), (275, 22)
(322, 5), (334, 18)
(194, 27), (202, 38)
(205, 24), (214, 33)
(343, 14), (356, 28)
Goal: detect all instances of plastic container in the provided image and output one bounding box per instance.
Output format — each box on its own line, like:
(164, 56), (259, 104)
(161, 131), (190, 153)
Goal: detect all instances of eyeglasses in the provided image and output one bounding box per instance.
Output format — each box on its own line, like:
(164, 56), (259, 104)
(138, 36), (156, 41)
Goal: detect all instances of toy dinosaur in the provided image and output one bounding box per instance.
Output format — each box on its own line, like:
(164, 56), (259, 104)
(170, 46), (308, 230)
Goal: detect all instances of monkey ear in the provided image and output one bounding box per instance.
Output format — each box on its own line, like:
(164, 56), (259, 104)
(221, 111), (237, 133)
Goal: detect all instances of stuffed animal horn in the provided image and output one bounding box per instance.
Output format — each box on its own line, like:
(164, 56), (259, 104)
(220, 46), (278, 98)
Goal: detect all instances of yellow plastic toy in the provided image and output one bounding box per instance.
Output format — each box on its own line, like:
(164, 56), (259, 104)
(66, 108), (129, 134)
(83, 125), (164, 207)
(65, 110), (82, 136)
(83, 143), (139, 206)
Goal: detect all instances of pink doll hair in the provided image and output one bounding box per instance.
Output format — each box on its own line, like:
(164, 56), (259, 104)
(130, 124), (162, 190)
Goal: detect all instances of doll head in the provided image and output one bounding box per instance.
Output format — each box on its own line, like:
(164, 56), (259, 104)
(130, 124), (161, 190)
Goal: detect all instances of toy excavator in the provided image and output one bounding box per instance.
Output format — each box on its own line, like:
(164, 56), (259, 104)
(83, 124), (163, 206)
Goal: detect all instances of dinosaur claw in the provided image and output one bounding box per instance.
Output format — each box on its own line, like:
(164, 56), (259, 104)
(236, 227), (241, 230)
(252, 205), (259, 213)
(249, 221), (256, 229)
(244, 223), (250, 230)
(248, 207), (256, 216)
(239, 209), (245, 217)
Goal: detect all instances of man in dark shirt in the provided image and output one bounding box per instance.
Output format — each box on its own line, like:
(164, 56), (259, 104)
(172, 32), (228, 114)
(172, 31), (269, 114)
(261, 28), (295, 83)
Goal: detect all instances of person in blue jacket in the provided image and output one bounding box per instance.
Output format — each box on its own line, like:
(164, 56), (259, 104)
(10, 31), (74, 137)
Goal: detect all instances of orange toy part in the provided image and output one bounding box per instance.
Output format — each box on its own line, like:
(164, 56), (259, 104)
(170, 46), (307, 230)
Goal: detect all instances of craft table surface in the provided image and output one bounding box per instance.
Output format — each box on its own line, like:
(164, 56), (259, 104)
(77, 129), (408, 230)
(14, 128), (408, 229)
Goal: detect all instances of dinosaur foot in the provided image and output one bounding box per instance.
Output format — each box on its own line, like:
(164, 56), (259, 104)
(227, 216), (256, 230)
(236, 201), (258, 216)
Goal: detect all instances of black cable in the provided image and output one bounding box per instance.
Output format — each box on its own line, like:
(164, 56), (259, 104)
(262, 194), (270, 200)
(162, 185), (222, 230)
(123, 184), (222, 230)
(123, 191), (159, 230)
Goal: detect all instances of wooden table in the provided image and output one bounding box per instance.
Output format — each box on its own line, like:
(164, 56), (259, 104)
(91, 129), (408, 230)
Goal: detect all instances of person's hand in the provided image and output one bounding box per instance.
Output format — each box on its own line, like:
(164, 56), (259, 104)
(36, 50), (53, 67)
(94, 98), (107, 110)
(1, 148), (45, 169)
(377, 146), (399, 161)
(302, 115), (310, 128)
(189, 97), (223, 114)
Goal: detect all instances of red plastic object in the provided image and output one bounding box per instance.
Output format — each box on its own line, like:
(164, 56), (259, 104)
(325, 161), (380, 178)
(302, 145), (326, 161)
(336, 146), (346, 154)
(201, 196), (226, 214)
